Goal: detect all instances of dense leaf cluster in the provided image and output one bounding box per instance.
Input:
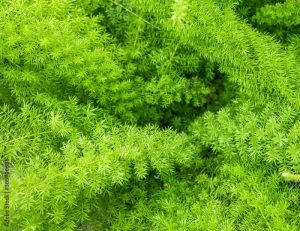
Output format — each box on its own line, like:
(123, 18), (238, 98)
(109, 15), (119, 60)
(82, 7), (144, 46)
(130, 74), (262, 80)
(0, 0), (299, 230)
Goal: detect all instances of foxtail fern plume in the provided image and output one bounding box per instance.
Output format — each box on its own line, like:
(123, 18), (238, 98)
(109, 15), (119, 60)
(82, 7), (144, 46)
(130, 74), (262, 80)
(0, 0), (300, 230)
(171, 0), (189, 27)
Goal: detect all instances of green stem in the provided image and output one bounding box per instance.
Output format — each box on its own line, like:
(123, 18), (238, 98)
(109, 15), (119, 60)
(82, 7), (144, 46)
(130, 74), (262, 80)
(0, 131), (53, 147)
(166, 40), (180, 70)
(112, 1), (160, 29)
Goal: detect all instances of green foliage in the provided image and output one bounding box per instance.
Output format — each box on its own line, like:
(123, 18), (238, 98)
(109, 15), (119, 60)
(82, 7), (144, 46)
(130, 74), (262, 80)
(254, 0), (300, 27)
(0, 0), (300, 230)
(189, 100), (300, 230)
(0, 101), (196, 230)
(236, 0), (300, 41)
(75, 0), (226, 128)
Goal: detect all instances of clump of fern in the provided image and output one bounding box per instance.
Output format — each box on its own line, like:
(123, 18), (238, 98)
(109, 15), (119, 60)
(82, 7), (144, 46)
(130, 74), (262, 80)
(1, 0), (300, 230)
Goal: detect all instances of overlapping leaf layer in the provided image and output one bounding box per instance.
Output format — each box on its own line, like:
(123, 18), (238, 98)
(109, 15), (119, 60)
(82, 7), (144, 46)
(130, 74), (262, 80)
(0, 0), (299, 230)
